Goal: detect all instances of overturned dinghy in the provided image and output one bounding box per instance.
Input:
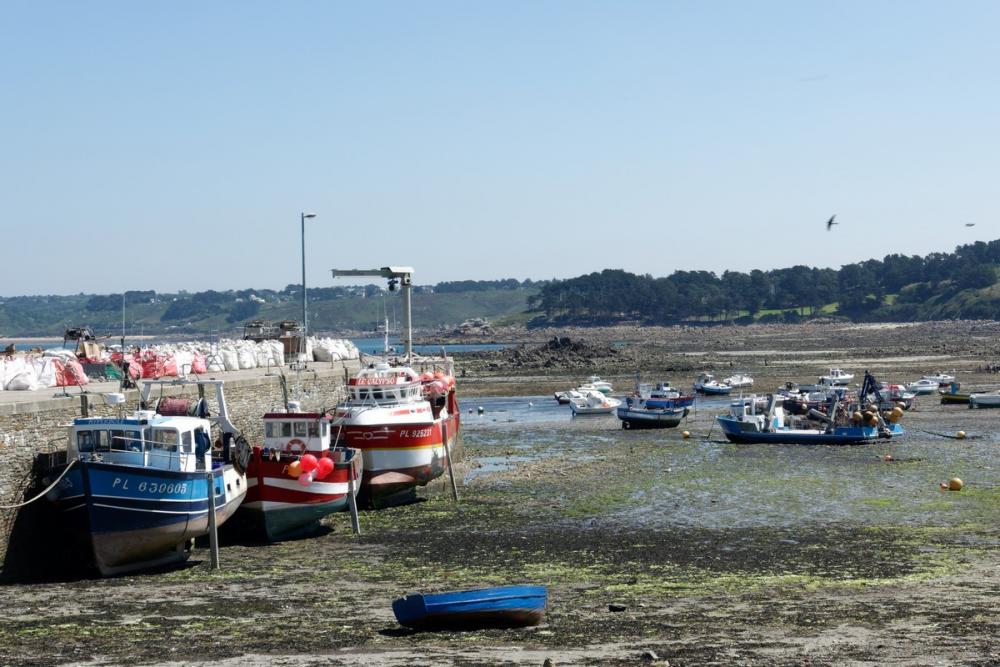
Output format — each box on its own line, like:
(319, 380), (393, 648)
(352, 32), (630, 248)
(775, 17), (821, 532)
(392, 585), (547, 630)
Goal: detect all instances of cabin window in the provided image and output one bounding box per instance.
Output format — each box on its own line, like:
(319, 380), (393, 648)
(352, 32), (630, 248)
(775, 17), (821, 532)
(150, 428), (179, 453)
(77, 430), (95, 452)
(118, 429), (142, 451)
(281, 422), (292, 438)
(294, 422), (307, 437)
(308, 422), (319, 438)
(109, 429), (127, 451)
(372, 389), (384, 400)
(182, 431), (193, 452)
(85, 430), (111, 452)
(320, 422), (328, 437)
(265, 422), (277, 438)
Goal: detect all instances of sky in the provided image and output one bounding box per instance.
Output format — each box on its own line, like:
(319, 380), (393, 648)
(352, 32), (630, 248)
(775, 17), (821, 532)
(1, 1), (997, 296)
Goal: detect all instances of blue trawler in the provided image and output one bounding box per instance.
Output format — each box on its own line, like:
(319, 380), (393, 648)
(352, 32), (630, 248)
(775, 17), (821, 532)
(716, 372), (904, 445)
(45, 380), (248, 576)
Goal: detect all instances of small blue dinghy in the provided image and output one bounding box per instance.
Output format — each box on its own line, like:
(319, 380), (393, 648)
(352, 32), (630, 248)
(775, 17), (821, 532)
(392, 585), (547, 630)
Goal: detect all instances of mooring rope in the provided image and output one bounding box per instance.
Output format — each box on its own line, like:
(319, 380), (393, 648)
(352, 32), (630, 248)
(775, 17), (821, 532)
(0, 459), (78, 509)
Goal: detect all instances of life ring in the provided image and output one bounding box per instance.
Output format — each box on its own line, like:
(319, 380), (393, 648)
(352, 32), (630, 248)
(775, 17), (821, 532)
(285, 438), (307, 455)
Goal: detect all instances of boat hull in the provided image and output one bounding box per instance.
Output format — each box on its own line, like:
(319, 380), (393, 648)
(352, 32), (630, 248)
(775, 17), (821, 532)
(49, 461), (246, 576)
(392, 585), (547, 630)
(716, 416), (899, 445)
(617, 406), (688, 429)
(339, 411), (460, 507)
(969, 395), (1000, 409)
(229, 447), (362, 541)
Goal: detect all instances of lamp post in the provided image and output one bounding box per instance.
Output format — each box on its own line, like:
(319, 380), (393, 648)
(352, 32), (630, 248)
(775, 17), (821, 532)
(300, 212), (317, 361)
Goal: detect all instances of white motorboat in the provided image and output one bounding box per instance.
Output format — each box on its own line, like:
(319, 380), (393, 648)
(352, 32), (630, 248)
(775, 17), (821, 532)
(905, 378), (939, 395)
(569, 389), (622, 415)
(722, 373), (754, 389)
(694, 372), (732, 395)
(969, 391), (1000, 409)
(819, 368), (854, 385)
(921, 371), (956, 386)
(577, 375), (613, 395)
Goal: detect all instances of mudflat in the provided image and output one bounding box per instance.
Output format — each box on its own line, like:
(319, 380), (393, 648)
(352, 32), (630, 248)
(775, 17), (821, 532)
(1, 321), (998, 666)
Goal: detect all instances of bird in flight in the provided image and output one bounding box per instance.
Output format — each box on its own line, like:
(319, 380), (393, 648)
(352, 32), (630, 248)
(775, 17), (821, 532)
(965, 222), (976, 227)
(826, 215), (837, 231)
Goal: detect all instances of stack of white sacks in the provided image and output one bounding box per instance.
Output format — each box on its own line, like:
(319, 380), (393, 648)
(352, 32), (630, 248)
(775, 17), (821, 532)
(0, 337), (359, 391)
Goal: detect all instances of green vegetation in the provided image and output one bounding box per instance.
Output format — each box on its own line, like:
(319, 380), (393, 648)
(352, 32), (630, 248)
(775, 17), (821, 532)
(529, 239), (1000, 325)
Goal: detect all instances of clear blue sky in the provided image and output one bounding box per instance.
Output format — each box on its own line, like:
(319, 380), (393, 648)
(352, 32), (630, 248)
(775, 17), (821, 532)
(2, 1), (997, 296)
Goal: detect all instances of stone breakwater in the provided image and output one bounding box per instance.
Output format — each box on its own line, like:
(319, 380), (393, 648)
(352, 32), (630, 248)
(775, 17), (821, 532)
(0, 360), (361, 570)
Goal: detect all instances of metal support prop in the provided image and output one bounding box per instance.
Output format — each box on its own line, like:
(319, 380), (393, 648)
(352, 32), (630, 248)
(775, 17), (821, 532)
(206, 471), (220, 569)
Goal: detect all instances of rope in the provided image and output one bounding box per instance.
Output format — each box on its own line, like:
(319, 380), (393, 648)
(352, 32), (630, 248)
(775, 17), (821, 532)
(0, 459), (78, 509)
(913, 428), (979, 440)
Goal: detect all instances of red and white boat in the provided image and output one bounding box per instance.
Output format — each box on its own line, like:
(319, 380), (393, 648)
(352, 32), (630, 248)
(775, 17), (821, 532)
(334, 360), (460, 507)
(230, 408), (363, 541)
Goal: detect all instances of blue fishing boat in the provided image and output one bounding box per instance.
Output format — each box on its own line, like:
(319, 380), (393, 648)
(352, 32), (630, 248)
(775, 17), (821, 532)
(716, 372), (904, 445)
(392, 585), (547, 630)
(45, 380), (249, 576)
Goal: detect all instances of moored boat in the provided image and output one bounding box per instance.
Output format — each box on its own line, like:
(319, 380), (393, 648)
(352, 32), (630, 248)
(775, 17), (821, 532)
(44, 379), (249, 576)
(228, 408), (362, 542)
(722, 372), (754, 389)
(819, 368), (854, 386)
(392, 585), (547, 630)
(905, 378), (939, 395)
(334, 360), (460, 507)
(716, 373), (903, 445)
(969, 391), (1000, 409)
(569, 389), (622, 415)
(922, 371), (956, 386)
(617, 396), (688, 429)
(694, 372), (732, 395)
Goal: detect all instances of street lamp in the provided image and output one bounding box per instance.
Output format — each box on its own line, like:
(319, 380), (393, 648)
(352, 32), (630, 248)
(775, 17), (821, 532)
(300, 212), (317, 361)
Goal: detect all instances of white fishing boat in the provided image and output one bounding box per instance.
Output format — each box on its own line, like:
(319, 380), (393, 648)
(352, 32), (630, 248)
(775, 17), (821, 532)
(722, 372), (754, 389)
(569, 389), (622, 415)
(694, 372), (732, 395)
(819, 368), (854, 385)
(577, 375), (613, 395)
(921, 371), (956, 386)
(905, 378), (939, 395)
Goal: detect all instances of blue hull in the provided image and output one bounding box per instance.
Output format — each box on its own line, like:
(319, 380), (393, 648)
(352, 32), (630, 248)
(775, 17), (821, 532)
(51, 461), (244, 576)
(393, 585), (547, 630)
(716, 416), (902, 445)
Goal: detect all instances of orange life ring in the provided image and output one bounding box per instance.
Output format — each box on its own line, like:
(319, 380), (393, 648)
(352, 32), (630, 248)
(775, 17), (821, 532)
(285, 438), (307, 455)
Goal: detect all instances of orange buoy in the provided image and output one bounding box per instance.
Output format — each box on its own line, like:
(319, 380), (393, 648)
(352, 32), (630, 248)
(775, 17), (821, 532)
(948, 477), (964, 491)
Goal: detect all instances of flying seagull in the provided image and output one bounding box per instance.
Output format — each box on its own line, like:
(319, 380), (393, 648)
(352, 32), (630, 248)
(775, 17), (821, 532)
(965, 222), (976, 227)
(826, 215), (837, 231)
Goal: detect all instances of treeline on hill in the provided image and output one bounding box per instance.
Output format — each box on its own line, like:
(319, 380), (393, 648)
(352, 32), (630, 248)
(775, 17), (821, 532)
(0, 280), (539, 337)
(528, 240), (1000, 325)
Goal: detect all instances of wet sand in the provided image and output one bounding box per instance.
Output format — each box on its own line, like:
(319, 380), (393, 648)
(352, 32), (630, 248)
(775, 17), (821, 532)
(0, 322), (998, 666)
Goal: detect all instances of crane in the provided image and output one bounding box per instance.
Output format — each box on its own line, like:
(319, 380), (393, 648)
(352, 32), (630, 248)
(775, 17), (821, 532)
(330, 266), (415, 361)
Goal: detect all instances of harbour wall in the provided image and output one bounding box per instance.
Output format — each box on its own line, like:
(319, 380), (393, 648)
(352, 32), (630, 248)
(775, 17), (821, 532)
(0, 361), (360, 573)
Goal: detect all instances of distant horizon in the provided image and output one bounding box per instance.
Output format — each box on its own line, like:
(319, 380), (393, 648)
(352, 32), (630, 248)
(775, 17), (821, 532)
(2, 233), (997, 300)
